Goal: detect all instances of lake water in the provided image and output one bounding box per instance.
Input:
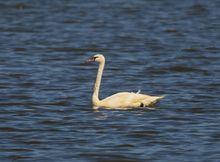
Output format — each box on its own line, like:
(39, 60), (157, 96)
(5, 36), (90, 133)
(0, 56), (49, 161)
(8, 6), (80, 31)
(0, 0), (220, 161)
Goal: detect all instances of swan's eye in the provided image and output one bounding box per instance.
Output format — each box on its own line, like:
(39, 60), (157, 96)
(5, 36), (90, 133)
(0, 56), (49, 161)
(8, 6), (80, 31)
(93, 56), (98, 61)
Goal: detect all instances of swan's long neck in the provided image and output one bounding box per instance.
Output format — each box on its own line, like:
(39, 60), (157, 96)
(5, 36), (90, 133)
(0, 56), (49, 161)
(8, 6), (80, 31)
(93, 59), (105, 105)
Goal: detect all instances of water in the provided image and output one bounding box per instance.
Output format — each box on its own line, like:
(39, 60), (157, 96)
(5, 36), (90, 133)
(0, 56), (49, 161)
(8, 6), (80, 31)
(0, 0), (220, 161)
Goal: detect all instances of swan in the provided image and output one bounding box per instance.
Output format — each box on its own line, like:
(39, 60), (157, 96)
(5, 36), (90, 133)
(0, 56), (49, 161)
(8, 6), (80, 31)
(86, 54), (164, 109)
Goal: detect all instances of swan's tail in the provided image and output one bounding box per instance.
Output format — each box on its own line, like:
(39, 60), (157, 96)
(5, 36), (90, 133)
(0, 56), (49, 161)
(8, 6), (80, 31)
(140, 95), (165, 107)
(157, 95), (165, 100)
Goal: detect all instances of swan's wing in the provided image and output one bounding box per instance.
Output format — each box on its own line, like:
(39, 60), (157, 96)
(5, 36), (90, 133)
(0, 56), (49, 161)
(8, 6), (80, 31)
(100, 92), (154, 108)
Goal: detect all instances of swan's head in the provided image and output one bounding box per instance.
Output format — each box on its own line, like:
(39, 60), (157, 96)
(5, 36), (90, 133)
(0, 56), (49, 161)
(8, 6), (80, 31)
(86, 54), (105, 63)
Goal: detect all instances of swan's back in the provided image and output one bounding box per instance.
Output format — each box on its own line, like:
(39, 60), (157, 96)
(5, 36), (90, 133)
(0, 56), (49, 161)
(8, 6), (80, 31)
(99, 92), (163, 109)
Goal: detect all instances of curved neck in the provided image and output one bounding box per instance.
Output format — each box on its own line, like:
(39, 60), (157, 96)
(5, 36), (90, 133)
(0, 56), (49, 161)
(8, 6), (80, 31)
(92, 59), (105, 105)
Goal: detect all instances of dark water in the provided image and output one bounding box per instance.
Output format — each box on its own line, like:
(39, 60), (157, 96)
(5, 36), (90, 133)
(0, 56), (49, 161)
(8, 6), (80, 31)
(0, 0), (220, 161)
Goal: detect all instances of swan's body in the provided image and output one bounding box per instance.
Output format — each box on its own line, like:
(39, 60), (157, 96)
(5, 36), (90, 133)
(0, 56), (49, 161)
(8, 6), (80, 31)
(86, 54), (164, 109)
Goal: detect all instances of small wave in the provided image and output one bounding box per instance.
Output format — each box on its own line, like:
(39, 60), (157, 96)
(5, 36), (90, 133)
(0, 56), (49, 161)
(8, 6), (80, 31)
(163, 28), (178, 33)
(181, 47), (199, 52)
(14, 47), (27, 52)
(44, 101), (71, 106)
(0, 27), (36, 33)
(129, 130), (158, 137)
(187, 3), (208, 16)
(206, 47), (220, 51)
(7, 94), (32, 99)
(167, 65), (206, 73)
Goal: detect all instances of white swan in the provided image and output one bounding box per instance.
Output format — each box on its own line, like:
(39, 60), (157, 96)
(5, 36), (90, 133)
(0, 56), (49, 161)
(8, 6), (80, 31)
(86, 54), (164, 109)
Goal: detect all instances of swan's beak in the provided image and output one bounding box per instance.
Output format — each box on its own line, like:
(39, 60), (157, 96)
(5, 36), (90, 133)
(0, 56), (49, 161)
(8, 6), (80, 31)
(85, 57), (95, 63)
